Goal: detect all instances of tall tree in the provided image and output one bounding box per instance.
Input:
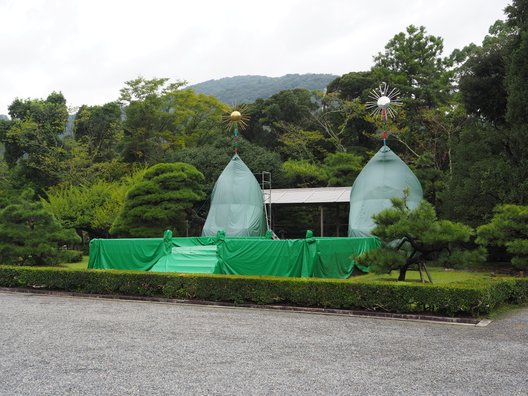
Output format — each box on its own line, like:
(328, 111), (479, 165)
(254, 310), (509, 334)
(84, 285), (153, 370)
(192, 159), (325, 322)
(505, 0), (528, 126)
(372, 25), (451, 109)
(458, 21), (512, 126)
(119, 77), (225, 164)
(74, 102), (123, 162)
(445, 4), (528, 225)
(0, 92), (68, 192)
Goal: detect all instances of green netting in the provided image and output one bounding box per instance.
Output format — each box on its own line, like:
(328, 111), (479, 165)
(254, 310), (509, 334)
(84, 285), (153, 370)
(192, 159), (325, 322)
(88, 234), (380, 278)
(348, 145), (423, 237)
(215, 238), (309, 277)
(88, 238), (167, 271)
(202, 154), (267, 237)
(311, 237), (379, 278)
(150, 246), (219, 273)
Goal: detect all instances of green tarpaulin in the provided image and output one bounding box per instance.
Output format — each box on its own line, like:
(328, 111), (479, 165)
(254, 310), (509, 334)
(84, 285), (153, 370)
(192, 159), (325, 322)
(202, 154), (267, 237)
(348, 145), (423, 237)
(88, 233), (380, 279)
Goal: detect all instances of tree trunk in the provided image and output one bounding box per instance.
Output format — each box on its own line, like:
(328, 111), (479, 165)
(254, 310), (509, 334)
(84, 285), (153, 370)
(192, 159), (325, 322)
(398, 265), (408, 281)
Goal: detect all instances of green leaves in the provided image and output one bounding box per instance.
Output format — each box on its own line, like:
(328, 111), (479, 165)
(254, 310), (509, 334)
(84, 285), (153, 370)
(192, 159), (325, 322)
(477, 204), (528, 269)
(110, 163), (205, 237)
(119, 77), (226, 164)
(367, 198), (478, 279)
(0, 197), (79, 266)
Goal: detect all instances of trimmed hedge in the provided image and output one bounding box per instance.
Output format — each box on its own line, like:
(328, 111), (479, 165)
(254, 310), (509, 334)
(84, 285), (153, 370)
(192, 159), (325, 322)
(0, 266), (527, 317)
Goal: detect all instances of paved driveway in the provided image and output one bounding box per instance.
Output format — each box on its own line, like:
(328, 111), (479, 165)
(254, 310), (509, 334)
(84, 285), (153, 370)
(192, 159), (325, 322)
(1, 291), (527, 395)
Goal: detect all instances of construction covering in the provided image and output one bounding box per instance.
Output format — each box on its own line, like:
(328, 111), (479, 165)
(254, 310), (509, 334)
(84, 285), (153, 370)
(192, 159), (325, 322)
(202, 154), (267, 237)
(88, 232), (380, 279)
(348, 145), (423, 237)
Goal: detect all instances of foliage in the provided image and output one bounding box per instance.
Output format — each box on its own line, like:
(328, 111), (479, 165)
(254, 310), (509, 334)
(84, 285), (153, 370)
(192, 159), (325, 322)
(119, 77), (226, 164)
(372, 25), (451, 109)
(74, 102), (122, 162)
(458, 20), (513, 125)
(0, 191), (79, 266)
(276, 124), (328, 162)
(324, 152), (364, 187)
(1, 92), (68, 192)
(169, 136), (287, 194)
(505, 0), (528, 126)
(477, 204), (528, 270)
(442, 119), (528, 226)
(448, 4), (528, 228)
(283, 160), (328, 188)
(363, 195), (477, 281)
(60, 250), (84, 263)
(243, 88), (319, 153)
(0, 265), (526, 317)
(327, 71), (377, 101)
(310, 93), (368, 152)
(413, 152), (445, 208)
(110, 163), (205, 237)
(42, 167), (146, 239)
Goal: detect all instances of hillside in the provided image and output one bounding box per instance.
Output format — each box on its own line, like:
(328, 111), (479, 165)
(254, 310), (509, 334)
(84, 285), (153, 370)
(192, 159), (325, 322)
(189, 73), (337, 104)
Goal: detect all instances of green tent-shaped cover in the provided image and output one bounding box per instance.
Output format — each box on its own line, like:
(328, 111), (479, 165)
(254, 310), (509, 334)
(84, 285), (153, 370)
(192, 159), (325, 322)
(348, 145), (423, 237)
(202, 154), (267, 237)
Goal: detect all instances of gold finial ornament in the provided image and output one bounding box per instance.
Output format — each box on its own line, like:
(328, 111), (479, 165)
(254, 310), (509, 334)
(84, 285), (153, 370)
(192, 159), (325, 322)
(230, 111), (242, 122)
(223, 104), (250, 131)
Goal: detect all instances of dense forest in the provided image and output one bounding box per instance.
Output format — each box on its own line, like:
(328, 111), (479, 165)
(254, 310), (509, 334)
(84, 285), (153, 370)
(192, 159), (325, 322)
(189, 74), (337, 103)
(0, 0), (526, 269)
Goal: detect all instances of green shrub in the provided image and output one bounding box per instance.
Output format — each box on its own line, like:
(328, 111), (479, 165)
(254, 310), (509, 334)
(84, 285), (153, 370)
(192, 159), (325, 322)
(0, 266), (526, 317)
(477, 204), (528, 271)
(60, 250), (84, 263)
(0, 197), (80, 266)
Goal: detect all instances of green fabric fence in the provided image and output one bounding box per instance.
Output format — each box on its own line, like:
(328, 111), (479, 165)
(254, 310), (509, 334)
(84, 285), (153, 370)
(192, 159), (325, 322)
(88, 231), (380, 279)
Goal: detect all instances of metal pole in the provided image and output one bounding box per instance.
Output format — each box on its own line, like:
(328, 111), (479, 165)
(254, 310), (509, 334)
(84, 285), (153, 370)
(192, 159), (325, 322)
(320, 205), (324, 237)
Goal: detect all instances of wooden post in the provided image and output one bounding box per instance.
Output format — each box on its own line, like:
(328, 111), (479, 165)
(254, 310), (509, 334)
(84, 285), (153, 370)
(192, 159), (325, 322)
(423, 263), (433, 284)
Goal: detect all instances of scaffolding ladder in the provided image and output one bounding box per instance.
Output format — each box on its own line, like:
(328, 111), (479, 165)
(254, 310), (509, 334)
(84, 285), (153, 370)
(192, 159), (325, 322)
(259, 171), (279, 239)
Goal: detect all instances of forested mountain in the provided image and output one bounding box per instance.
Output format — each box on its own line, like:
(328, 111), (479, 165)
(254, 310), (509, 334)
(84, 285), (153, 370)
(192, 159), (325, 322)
(189, 73), (337, 103)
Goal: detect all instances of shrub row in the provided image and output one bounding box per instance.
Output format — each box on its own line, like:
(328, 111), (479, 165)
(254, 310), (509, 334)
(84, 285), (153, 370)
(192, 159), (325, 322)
(1, 266), (527, 317)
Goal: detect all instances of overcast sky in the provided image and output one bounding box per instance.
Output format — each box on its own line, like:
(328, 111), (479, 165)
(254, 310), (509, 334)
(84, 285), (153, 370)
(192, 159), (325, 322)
(0, 0), (510, 114)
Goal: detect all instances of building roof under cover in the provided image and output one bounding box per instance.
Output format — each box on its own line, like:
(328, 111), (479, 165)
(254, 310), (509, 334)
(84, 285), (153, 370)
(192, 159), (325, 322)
(263, 187), (351, 205)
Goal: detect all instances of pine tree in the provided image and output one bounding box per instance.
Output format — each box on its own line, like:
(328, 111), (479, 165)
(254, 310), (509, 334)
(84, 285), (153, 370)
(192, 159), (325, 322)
(358, 193), (479, 281)
(477, 204), (528, 270)
(110, 163), (205, 237)
(0, 192), (79, 266)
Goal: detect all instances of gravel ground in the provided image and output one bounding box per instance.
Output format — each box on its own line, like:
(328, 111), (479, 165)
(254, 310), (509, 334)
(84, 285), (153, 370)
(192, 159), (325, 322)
(0, 291), (527, 395)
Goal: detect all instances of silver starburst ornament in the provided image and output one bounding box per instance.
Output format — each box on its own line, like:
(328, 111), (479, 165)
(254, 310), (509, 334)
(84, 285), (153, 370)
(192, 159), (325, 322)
(365, 82), (402, 145)
(365, 82), (402, 119)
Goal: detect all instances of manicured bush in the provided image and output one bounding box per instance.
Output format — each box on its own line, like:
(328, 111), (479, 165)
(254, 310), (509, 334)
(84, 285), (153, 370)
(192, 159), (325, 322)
(60, 250), (84, 263)
(1, 266), (527, 317)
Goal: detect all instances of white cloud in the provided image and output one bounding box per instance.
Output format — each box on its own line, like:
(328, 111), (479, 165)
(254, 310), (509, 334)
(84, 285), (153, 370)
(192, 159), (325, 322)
(0, 0), (510, 114)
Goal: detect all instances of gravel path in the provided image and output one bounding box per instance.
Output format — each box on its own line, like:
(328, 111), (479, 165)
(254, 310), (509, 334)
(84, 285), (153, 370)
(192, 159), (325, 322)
(0, 291), (527, 395)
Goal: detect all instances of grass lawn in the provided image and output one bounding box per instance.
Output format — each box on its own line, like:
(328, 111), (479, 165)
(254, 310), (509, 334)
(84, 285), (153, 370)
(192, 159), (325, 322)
(59, 256), (89, 271)
(351, 267), (508, 285)
(55, 257), (508, 285)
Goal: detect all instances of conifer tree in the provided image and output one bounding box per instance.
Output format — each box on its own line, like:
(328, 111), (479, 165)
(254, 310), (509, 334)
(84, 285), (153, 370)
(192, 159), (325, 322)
(0, 191), (79, 266)
(358, 193), (480, 281)
(110, 163), (205, 237)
